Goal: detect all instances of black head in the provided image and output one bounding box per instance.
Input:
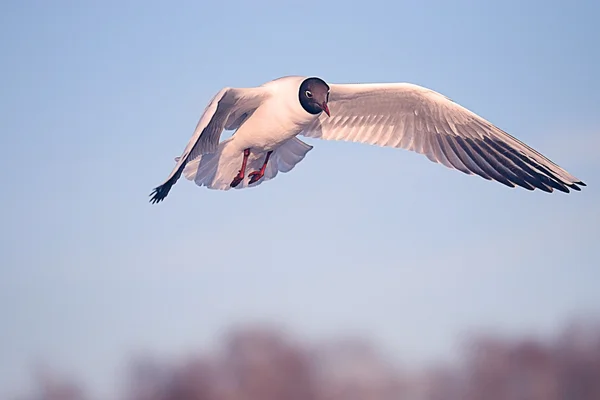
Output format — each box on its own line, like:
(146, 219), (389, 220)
(298, 77), (330, 116)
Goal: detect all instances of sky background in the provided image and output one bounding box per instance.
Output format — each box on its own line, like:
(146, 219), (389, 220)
(1, 0), (599, 398)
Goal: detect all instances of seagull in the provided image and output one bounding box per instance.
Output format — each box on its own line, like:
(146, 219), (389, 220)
(149, 75), (585, 203)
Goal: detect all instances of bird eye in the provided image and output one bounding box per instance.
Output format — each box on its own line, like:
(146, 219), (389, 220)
(305, 90), (313, 98)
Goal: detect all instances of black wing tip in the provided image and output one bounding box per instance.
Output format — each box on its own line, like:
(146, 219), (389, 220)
(562, 180), (587, 193)
(149, 165), (185, 205)
(149, 184), (171, 204)
(484, 176), (585, 194)
(520, 180), (586, 194)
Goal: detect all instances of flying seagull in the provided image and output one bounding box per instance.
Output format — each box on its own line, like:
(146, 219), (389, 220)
(149, 76), (585, 203)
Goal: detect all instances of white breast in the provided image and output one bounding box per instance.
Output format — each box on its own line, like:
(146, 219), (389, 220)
(233, 76), (319, 151)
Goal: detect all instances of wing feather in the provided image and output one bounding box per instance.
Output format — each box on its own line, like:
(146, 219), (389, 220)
(301, 83), (585, 192)
(149, 86), (267, 203)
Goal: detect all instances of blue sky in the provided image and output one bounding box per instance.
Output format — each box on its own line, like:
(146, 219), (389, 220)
(1, 0), (599, 397)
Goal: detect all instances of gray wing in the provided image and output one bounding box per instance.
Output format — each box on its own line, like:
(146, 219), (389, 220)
(301, 83), (585, 193)
(150, 86), (267, 203)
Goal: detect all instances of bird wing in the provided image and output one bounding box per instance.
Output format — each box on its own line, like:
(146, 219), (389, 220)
(150, 86), (268, 203)
(300, 83), (585, 192)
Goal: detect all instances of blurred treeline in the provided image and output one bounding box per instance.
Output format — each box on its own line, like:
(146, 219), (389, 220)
(15, 319), (600, 400)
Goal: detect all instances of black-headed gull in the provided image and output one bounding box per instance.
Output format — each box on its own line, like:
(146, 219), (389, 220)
(149, 76), (585, 203)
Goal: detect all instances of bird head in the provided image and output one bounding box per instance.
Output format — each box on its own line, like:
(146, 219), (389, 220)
(299, 77), (330, 116)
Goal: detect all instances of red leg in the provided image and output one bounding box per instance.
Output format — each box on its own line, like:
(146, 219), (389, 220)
(248, 151), (273, 184)
(230, 148), (251, 187)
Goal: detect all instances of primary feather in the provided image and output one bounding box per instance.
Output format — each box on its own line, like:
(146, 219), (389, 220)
(301, 83), (585, 192)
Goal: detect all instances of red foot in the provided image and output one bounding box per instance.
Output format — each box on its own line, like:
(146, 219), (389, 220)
(230, 175), (243, 187)
(248, 170), (264, 184)
(247, 150), (273, 185)
(230, 149), (251, 188)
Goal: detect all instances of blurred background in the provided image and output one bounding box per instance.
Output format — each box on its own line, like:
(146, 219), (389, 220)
(1, 1), (599, 399)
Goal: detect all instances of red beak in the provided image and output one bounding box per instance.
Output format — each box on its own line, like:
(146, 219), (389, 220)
(321, 102), (330, 117)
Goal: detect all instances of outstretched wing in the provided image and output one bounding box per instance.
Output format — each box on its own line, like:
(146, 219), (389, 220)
(150, 87), (267, 203)
(301, 83), (585, 193)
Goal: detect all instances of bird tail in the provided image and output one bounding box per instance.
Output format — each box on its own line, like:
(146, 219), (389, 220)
(182, 137), (313, 190)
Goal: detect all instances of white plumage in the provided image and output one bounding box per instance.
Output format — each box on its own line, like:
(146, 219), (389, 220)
(182, 136), (313, 191)
(150, 76), (585, 203)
